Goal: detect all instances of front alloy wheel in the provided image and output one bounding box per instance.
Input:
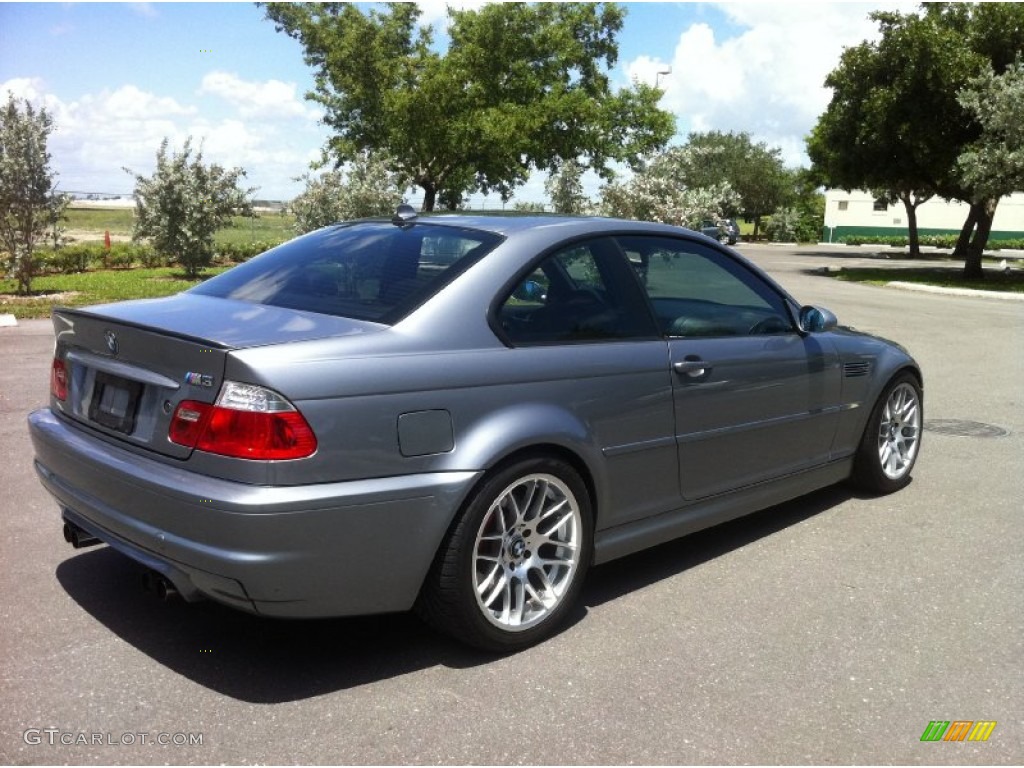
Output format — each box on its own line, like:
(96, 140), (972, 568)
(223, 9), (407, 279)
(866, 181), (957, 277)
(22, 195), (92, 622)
(877, 381), (921, 481)
(417, 457), (593, 652)
(851, 372), (922, 493)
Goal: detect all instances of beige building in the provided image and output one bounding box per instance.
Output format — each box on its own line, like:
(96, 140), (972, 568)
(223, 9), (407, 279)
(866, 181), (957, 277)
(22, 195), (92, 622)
(822, 190), (1024, 242)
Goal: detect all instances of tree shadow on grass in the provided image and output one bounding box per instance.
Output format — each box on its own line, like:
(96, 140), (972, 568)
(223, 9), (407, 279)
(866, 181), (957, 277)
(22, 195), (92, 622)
(796, 248), (957, 261)
(802, 264), (1024, 292)
(56, 485), (856, 703)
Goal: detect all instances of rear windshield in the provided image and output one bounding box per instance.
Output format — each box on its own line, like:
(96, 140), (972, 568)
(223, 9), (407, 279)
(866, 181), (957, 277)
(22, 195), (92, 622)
(190, 222), (503, 323)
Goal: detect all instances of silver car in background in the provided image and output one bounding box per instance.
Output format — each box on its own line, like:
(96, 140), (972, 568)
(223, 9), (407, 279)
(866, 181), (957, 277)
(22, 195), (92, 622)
(29, 210), (922, 651)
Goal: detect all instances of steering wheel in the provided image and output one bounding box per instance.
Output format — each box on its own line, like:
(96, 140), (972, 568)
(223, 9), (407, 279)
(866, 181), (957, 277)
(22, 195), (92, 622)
(748, 315), (790, 335)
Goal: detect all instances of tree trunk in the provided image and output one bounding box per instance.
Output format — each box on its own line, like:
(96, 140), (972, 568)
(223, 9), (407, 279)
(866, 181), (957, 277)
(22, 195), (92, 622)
(752, 216), (761, 240)
(903, 198), (921, 258)
(963, 197), (998, 280)
(953, 205), (978, 258)
(421, 183), (437, 212)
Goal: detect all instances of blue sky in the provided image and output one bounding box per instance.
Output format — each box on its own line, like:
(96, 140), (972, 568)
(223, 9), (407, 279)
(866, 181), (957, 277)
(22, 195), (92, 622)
(0, 2), (906, 204)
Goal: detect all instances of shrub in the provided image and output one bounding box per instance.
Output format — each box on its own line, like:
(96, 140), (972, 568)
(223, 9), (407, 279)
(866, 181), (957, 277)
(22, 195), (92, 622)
(217, 240), (283, 263)
(843, 235), (909, 247)
(106, 247), (135, 269)
(49, 244), (97, 273)
(841, 234), (1024, 250)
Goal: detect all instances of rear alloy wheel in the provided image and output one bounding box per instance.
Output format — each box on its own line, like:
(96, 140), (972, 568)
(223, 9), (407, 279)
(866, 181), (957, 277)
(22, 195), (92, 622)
(417, 457), (593, 652)
(851, 372), (922, 494)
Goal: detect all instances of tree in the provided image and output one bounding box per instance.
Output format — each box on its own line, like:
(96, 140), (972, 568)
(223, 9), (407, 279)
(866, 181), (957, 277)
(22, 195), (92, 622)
(544, 160), (591, 215)
(598, 146), (740, 228)
(807, 3), (1024, 276)
(0, 93), (69, 294)
(262, 2), (674, 211)
(807, 11), (973, 260)
(956, 60), (1024, 236)
(678, 131), (790, 238)
(767, 168), (825, 243)
(512, 200), (546, 213)
(126, 138), (254, 278)
(291, 151), (408, 234)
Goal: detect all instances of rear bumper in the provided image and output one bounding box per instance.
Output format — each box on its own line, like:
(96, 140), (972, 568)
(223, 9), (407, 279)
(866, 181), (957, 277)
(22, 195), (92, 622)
(29, 408), (480, 617)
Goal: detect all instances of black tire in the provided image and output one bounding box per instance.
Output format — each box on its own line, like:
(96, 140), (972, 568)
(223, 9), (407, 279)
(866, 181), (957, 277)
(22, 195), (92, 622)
(416, 456), (593, 652)
(850, 372), (922, 494)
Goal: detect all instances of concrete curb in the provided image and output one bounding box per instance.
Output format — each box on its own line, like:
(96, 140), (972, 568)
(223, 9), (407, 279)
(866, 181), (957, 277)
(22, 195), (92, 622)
(885, 281), (1024, 301)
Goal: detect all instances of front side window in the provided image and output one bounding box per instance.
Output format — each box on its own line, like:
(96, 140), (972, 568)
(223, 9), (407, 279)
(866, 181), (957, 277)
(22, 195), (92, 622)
(615, 235), (794, 337)
(190, 222), (502, 323)
(497, 237), (658, 345)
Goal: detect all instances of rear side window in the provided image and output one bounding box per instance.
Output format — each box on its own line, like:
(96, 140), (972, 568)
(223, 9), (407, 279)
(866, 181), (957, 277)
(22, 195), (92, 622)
(190, 222), (502, 323)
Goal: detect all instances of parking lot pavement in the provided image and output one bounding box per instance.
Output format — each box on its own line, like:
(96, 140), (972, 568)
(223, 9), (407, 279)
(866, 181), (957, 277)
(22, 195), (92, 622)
(1, 250), (1021, 764)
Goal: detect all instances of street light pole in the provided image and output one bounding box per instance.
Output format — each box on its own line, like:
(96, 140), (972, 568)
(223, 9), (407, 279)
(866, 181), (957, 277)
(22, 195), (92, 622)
(655, 67), (672, 89)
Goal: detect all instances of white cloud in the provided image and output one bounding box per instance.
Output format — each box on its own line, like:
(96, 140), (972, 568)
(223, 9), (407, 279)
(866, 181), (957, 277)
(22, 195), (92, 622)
(128, 3), (158, 19)
(1, 77), (327, 199)
(415, 0), (491, 30)
(198, 71), (320, 121)
(2, 76), (65, 114)
(624, 2), (915, 167)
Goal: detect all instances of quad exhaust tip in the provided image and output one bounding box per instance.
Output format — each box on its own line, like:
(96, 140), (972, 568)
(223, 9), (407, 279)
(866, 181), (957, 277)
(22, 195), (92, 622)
(141, 570), (180, 602)
(63, 522), (101, 549)
(62, 517), (189, 603)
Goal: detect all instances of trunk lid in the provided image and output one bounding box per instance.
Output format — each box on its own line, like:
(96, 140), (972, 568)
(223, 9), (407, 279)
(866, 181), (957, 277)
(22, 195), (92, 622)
(51, 294), (384, 458)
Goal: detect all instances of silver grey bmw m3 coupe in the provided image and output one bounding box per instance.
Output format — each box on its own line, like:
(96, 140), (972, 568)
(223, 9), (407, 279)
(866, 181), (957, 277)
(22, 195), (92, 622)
(29, 209), (922, 651)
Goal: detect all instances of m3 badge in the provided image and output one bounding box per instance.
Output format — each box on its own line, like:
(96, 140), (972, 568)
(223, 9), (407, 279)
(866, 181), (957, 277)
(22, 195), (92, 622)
(184, 372), (215, 388)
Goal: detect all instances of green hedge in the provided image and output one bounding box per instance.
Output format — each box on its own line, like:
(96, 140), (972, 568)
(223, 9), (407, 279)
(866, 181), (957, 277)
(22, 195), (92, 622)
(842, 234), (1024, 250)
(215, 240), (284, 263)
(33, 240), (286, 275)
(40, 243), (166, 273)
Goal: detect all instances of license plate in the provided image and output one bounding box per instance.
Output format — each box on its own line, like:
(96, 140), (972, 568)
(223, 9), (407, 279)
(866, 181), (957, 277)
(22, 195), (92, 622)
(88, 371), (143, 434)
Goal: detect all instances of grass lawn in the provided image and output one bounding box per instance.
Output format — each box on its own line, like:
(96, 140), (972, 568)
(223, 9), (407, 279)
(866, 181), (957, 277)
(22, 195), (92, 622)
(834, 266), (1024, 293)
(0, 266), (231, 319)
(64, 207), (135, 235)
(65, 206), (296, 245)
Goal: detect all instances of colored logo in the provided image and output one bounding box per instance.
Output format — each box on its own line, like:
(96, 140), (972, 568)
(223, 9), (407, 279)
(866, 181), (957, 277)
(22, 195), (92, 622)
(184, 372), (215, 388)
(920, 721), (996, 742)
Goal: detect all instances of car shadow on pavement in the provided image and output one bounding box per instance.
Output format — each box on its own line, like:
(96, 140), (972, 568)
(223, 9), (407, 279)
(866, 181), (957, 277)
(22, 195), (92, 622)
(56, 550), (491, 703)
(581, 484), (855, 609)
(55, 484), (855, 704)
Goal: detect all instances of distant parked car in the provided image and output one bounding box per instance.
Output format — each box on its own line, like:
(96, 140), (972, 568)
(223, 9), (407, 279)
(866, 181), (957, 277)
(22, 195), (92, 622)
(30, 209), (922, 652)
(699, 218), (740, 245)
(722, 218), (740, 245)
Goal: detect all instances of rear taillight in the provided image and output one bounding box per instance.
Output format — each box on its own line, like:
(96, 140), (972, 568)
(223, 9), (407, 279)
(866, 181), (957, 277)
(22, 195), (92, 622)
(169, 381), (317, 460)
(51, 359), (68, 401)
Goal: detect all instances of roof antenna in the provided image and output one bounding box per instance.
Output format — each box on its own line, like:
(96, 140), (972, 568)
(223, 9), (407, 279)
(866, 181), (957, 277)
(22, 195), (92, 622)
(392, 204), (418, 226)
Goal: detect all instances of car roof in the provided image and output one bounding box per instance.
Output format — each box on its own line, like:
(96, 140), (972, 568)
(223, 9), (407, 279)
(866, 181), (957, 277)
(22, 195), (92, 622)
(358, 213), (701, 240)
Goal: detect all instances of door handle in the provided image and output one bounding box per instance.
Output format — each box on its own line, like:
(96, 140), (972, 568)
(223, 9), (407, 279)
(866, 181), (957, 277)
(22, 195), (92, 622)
(673, 358), (711, 378)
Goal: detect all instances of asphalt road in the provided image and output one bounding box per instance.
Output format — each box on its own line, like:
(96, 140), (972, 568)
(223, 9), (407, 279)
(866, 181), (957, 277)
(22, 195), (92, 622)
(1, 244), (1021, 765)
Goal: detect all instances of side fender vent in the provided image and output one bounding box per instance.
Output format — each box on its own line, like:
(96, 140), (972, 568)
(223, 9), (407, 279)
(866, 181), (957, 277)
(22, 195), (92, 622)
(843, 361), (872, 378)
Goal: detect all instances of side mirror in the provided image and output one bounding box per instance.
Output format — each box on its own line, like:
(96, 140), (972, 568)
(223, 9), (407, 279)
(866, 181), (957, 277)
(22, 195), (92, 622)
(798, 305), (838, 333)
